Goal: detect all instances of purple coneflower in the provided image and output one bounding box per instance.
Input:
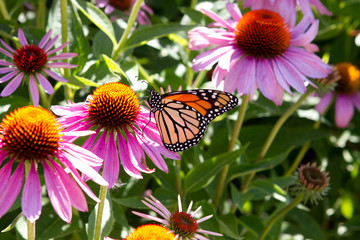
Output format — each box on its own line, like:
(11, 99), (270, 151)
(133, 194), (223, 240)
(242, 0), (332, 28)
(0, 106), (108, 223)
(188, 2), (331, 105)
(0, 29), (77, 106)
(96, 0), (153, 25)
(51, 82), (180, 188)
(315, 62), (360, 128)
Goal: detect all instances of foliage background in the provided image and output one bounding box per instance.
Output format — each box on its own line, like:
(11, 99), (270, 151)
(0, 0), (359, 239)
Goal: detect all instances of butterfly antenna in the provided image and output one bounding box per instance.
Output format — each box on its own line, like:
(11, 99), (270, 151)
(142, 110), (152, 135)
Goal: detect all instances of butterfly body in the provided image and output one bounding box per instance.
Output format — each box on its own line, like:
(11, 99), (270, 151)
(149, 89), (238, 152)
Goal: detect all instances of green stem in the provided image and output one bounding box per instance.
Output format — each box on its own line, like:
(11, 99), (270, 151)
(284, 116), (322, 177)
(60, 0), (74, 102)
(112, 0), (144, 60)
(94, 185), (107, 240)
(36, 0), (46, 29)
(175, 159), (182, 196)
(192, 70), (207, 88)
(134, 58), (160, 92)
(241, 90), (313, 193)
(212, 94), (250, 208)
(0, 0), (10, 20)
(258, 193), (304, 240)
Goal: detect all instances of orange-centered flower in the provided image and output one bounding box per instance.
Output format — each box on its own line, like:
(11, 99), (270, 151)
(124, 224), (175, 240)
(235, 9), (290, 59)
(0, 106), (62, 162)
(88, 82), (140, 128)
(335, 62), (360, 94)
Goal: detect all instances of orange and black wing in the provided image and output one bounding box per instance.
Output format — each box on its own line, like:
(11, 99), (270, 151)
(149, 89), (238, 152)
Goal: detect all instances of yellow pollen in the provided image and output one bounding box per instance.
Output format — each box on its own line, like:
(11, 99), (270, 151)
(124, 224), (175, 240)
(0, 106), (62, 162)
(234, 9), (291, 59)
(88, 82), (140, 128)
(335, 62), (360, 94)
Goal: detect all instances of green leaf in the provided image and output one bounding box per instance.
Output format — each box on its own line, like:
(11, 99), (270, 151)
(71, 0), (117, 45)
(228, 149), (292, 181)
(73, 75), (100, 87)
(183, 144), (248, 193)
(87, 191), (115, 240)
(231, 184), (254, 213)
(122, 23), (194, 51)
(248, 176), (295, 200)
(238, 215), (264, 237)
(341, 192), (354, 220)
(101, 54), (127, 77)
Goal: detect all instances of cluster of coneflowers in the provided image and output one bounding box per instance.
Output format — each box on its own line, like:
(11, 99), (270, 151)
(1, 0), (356, 239)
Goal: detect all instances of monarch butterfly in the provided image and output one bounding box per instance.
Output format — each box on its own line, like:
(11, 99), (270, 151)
(148, 89), (238, 152)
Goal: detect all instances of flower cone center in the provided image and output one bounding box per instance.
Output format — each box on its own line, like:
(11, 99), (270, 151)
(335, 62), (360, 94)
(125, 224), (175, 240)
(170, 211), (198, 238)
(88, 82), (140, 129)
(0, 106), (61, 161)
(13, 44), (48, 72)
(235, 9), (290, 59)
(300, 164), (329, 190)
(109, 0), (132, 11)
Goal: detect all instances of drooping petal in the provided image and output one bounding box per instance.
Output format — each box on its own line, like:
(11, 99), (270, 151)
(192, 46), (234, 71)
(0, 158), (14, 194)
(36, 72), (54, 94)
(43, 160), (72, 223)
(22, 163), (42, 223)
(290, 19), (319, 46)
(255, 59), (277, 103)
(0, 162), (24, 218)
(117, 130), (142, 179)
(236, 55), (257, 97)
(29, 74), (39, 106)
(62, 142), (103, 166)
(1, 72), (24, 96)
(103, 131), (120, 188)
(0, 70), (20, 83)
(50, 159), (88, 212)
(314, 92), (334, 114)
(335, 94), (354, 128)
(351, 92), (360, 111)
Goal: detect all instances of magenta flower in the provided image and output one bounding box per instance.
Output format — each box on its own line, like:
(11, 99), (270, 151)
(0, 29), (77, 106)
(315, 62), (360, 128)
(188, 3), (331, 105)
(51, 82), (180, 188)
(133, 194), (223, 240)
(0, 106), (108, 223)
(96, 0), (153, 25)
(242, 0), (332, 28)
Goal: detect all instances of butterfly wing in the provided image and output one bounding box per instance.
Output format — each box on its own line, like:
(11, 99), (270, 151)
(150, 89), (238, 152)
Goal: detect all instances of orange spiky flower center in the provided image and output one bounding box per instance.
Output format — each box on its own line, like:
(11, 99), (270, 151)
(169, 211), (198, 238)
(13, 44), (48, 73)
(234, 9), (291, 59)
(335, 62), (360, 94)
(124, 224), (175, 240)
(87, 82), (140, 129)
(0, 106), (62, 162)
(109, 0), (132, 11)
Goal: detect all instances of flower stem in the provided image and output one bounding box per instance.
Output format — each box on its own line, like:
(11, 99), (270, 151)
(60, 0), (74, 102)
(112, 0), (144, 60)
(212, 94), (250, 208)
(0, 0), (10, 20)
(257, 193), (304, 240)
(241, 90), (313, 193)
(36, 0), (46, 29)
(25, 161), (36, 240)
(175, 159), (182, 196)
(94, 185), (107, 240)
(284, 117), (322, 176)
(192, 70), (207, 88)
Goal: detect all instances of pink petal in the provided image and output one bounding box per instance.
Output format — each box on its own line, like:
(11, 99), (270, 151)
(255, 59), (277, 103)
(212, 65), (227, 87)
(0, 162), (24, 218)
(0, 46), (14, 58)
(103, 131), (120, 188)
(44, 35), (59, 52)
(0, 39), (15, 53)
(335, 94), (354, 128)
(42, 69), (68, 82)
(226, 2), (242, 21)
(0, 59), (14, 66)
(200, 8), (234, 31)
(315, 92), (333, 114)
(46, 42), (69, 55)
(1, 72), (24, 96)
(236, 56), (257, 97)
(291, 19), (319, 46)
(0, 67), (18, 74)
(43, 160), (72, 223)
(45, 62), (77, 68)
(310, 0), (332, 15)
(50, 159), (88, 212)
(62, 142), (103, 166)
(0, 159), (14, 194)
(22, 163), (42, 223)
(18, 29), (28, 46)
(35, 72), (54, 94)
(0, 70), (20, 83)
(351, 92), (360, 111)
(38, 30), (52, 49)
(192, 46), (234, 71)
(137, 137), (168, 173)
(48, 53), (78, 61)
